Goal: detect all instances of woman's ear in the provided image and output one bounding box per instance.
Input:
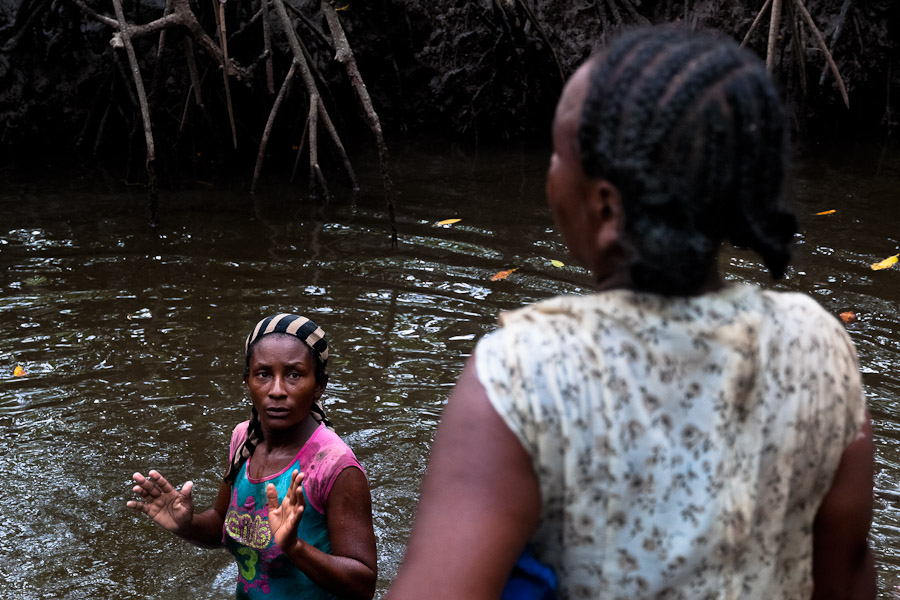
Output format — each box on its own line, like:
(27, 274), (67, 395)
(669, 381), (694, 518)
(584, 179), (632, 282)
(315, 373), (329, 399)
(586, 180), (625, 251)
(585, 179), (623, 224)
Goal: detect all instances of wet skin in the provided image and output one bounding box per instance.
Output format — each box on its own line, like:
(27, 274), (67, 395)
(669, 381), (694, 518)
(244, 334), (325, 476)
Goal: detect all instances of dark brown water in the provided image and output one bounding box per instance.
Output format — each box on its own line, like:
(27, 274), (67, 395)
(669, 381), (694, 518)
(1, 138), (899, 598)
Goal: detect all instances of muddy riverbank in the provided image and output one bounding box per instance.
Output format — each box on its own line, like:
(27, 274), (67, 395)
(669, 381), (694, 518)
(0, 0), (897, 174)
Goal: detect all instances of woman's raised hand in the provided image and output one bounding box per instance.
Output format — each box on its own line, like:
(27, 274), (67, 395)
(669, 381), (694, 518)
(267, 469), (306, 551)
(126, 470), (195, 534)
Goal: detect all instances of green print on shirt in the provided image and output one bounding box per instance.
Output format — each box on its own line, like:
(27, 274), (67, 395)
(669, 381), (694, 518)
(236, 546), (259, 580)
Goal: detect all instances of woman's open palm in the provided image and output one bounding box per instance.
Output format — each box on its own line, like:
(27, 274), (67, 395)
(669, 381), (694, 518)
(126, 469), (195, 534)
(267, 470), (305, 551)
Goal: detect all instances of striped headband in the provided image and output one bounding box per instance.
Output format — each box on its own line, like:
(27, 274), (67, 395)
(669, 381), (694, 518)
(245, 314), (328, 365)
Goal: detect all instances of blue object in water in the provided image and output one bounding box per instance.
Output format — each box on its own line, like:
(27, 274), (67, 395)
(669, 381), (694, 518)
(501, 547), (558, 600)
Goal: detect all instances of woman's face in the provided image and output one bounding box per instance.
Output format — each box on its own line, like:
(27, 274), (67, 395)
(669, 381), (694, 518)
(546, 60), (631, 289)
(245, 334), (325, 434)
(546, 61), (597, 269)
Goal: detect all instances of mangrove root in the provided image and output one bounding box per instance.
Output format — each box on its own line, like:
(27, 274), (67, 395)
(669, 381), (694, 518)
(65, 0), (392, 213)
(110, 0), (157, 201)
(741, 0), (849, 108)
(322, 0), (397, 246)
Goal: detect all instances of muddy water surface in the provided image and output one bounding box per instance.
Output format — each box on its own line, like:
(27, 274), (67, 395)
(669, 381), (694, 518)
(1, 138), (899, 598)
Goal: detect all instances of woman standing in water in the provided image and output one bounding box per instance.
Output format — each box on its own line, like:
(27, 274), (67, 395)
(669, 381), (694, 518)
(127, 314), (377, 600)
(388, 26), (874, 600)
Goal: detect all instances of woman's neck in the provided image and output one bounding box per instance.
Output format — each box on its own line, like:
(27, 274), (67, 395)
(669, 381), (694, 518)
(593, 269), (633, 293)
(593, 255), (724, 296)
(261, 414), (319, 451)
(249, 416), (319, 479)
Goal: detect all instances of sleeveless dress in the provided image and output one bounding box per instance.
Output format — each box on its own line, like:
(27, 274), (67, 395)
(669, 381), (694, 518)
(475, 284), (866, 600)
(223, 422), (364, 599)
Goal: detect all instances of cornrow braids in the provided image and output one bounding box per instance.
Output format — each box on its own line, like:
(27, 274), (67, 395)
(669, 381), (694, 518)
(578, 25), (797, 295)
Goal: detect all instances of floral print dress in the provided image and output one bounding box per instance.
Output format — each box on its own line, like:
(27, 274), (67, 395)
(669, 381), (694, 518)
(475, 284), (866, 600)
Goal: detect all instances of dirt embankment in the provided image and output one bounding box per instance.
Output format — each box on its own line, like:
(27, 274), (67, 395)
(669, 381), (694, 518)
(353, 0), (898, 141)
(0, 0), (897, 169)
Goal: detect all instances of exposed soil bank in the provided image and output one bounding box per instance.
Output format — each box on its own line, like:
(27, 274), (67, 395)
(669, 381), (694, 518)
(1, 0), (897, 174)
(358, 0), (898, 143)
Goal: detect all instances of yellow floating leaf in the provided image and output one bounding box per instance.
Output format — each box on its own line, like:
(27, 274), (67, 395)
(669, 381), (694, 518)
(436, 218), (461, 226)
(550, 259), (565, 268)
(491, 268), (518, 281)
(871, 254), (899, 271)
(839, 311), (857, 324)
(815, 209), (836, 216)
(13, 365), (26, 377)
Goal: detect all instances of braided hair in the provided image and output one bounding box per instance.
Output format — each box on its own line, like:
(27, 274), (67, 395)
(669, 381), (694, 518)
(578, 25), (797, 295)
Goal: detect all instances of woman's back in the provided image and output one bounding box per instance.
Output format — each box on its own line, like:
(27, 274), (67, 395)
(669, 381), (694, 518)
(476, 284), (865, 598)
(385, 25), (874, 600)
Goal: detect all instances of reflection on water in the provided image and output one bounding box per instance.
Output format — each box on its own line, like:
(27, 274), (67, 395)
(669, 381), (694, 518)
(1, 139), (899, 598)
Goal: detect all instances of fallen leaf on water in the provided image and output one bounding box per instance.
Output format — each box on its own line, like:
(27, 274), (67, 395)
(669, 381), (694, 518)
(13, 365), (26, 377)
(839, 311), (857, 324)
(815, 209), (836, 216)
(550, 259), (565, 268)
(491, 268), (518, 281)
(871, 254), (899, 271)
(436, 218), (461, 226)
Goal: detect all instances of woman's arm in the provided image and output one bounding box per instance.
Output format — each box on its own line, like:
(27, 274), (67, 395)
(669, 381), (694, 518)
(127, 470), (230, 549)
(812, 410), (876, 600)
(385, 354), (541, 600)
(268, 467), (378, 599)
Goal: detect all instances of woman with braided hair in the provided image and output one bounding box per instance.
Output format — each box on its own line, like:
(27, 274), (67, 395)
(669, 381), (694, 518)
(127, 314), (377, 599)
(387, 25), (874, 600)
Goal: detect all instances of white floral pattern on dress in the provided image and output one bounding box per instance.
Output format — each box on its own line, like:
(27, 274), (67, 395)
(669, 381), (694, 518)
(475, 284), (865, 600)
